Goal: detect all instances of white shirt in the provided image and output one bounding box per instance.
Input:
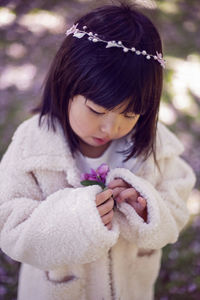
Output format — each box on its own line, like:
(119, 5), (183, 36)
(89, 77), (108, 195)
(75, 135), (134, 175)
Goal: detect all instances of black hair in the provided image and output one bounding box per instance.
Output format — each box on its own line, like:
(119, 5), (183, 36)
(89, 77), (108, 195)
(32, 1), (163, 163)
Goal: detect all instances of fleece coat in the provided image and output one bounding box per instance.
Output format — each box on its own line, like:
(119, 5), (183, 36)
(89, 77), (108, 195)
(0, 115), (196, 300)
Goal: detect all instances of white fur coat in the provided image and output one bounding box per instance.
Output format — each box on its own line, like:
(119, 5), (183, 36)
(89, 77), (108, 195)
(0, 115), (196, 300)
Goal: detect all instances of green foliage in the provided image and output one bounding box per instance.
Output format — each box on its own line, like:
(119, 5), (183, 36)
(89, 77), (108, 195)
(80, 180), (106, 189)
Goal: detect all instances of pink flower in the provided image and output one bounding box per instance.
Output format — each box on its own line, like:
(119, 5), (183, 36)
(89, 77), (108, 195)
(81, 163), (110, 188)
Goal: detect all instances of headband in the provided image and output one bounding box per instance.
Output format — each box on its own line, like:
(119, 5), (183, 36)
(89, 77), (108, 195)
(65, 23), (166, 68)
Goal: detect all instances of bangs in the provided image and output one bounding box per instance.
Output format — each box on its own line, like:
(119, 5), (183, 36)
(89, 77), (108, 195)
(70, 41), (156, 116)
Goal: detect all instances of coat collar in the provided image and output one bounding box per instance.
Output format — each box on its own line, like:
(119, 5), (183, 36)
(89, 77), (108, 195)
(13, 115), (184, 187)
(14, 115), (81, 187)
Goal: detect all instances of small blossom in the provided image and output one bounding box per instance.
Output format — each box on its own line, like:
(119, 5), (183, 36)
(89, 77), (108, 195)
(156, 52), (166, 68)
(81, 163), (110, 189)
(65, 23), (79, 36)
(95, 163), (110, 184)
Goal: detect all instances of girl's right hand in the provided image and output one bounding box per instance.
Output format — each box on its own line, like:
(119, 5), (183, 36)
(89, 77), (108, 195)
(95, 189), (114, 230)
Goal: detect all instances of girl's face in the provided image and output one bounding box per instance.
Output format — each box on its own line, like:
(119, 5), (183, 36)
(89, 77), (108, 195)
(68, 95), (140, 157)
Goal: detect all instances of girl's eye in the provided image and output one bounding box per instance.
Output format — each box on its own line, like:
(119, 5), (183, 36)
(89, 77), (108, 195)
(89, 107), (105, 115)
(124, 114), (136, 119)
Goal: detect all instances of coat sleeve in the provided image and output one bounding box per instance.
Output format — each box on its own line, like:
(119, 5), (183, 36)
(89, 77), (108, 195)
(106, 128), (196, 250)
(0, 139), (119, 270)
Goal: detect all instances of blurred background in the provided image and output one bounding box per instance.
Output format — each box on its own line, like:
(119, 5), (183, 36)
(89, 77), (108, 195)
(0, 0), (199, 299)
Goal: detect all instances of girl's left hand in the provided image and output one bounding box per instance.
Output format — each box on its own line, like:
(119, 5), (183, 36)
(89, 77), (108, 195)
(108, 178), (147, 222)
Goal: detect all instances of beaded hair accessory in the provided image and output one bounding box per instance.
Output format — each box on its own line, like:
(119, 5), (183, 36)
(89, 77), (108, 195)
(65, 23), (166, 68)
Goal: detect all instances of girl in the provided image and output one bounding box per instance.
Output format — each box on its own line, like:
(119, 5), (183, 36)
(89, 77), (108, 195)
(0, 2), (196, 300)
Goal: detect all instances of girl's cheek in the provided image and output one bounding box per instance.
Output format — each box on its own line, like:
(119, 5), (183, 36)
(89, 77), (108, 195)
(74, 113), (97, 136)
(119, 123), (136, 137)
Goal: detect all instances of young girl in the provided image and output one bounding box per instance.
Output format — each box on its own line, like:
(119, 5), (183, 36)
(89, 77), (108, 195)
(0, 2), (196, 300)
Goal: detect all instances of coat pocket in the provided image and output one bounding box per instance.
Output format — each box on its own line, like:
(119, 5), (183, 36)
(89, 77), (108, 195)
(137, 248), (156, 257)
(135, 248), (162, 286)
(45, 270), (77, 284)
(42, 269), (85, 300)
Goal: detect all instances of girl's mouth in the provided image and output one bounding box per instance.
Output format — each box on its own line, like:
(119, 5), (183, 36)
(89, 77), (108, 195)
(92, 137), (110, 145)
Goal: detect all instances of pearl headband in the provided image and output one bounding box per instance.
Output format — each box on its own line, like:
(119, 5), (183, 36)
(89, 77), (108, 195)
(65, 23), (166, 68)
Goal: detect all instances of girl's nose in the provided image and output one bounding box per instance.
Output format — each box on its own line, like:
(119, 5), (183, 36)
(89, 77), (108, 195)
(100, 116), (120, 137)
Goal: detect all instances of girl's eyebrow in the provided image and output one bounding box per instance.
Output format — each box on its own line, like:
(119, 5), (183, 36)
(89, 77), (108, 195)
(85, 100), (106, 111)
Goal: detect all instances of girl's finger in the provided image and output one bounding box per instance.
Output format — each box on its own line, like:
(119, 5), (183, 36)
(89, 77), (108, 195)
(95, 189), (113, 206)
(112, 187), (127, 198)
(137, 196), (147, 209)
(108, 178), (129, 189)
(116, 188), (138, 203)
(101, 209), (114, 225)
(136, 197), (148, 222)
(126, 198), (144, 214)
(97, 197), (114, 217)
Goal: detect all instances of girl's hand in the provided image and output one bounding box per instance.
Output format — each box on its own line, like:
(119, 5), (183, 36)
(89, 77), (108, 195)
(108, 179), (147, 222)
(95, 189), (114, 230)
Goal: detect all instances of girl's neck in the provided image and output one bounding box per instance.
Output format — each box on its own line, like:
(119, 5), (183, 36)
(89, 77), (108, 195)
(79, 140), (111, 158)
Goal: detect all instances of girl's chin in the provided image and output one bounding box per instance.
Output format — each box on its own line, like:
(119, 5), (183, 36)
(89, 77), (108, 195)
(79, 137), (110, 147)
(79, 138), (111, 157)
